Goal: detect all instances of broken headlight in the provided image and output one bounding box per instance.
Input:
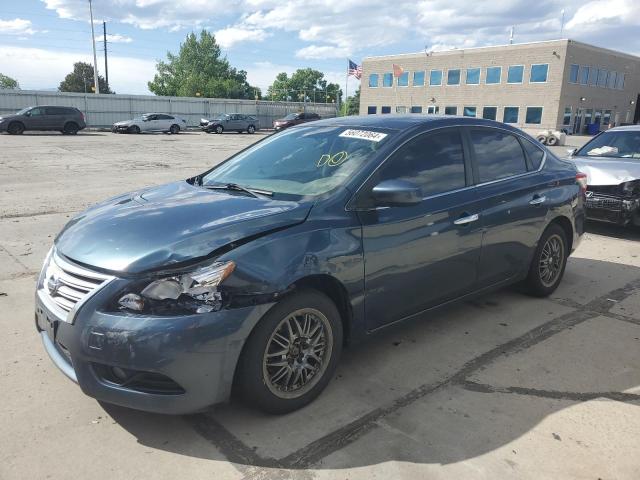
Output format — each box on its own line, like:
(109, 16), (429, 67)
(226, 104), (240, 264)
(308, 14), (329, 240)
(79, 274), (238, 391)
(621, 180), (640, 197)
(117, 261), (235, 314)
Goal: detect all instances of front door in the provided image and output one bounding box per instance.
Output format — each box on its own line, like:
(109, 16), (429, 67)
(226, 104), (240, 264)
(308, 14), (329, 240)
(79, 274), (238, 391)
(357, 127), (483, 330)
(466, 127), (550, 285)
(25, 107), (48, 130)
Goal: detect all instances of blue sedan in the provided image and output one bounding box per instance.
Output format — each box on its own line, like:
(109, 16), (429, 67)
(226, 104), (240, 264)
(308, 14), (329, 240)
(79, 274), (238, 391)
(36, 115), (585, 414)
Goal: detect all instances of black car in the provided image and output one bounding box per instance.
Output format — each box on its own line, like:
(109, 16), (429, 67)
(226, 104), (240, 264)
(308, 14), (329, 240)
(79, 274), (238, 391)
(36, 115), (584, 415)
(273, 112), (321, 131)
(0, 106), (86, 135)
(201, 113), (259, 134)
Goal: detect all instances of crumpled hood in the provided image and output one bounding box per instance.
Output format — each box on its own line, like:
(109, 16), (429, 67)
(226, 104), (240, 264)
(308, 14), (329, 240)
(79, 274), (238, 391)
(55, 181), (312, 274)
(571, 155), (640, 186)
(114, 120), (134, 126)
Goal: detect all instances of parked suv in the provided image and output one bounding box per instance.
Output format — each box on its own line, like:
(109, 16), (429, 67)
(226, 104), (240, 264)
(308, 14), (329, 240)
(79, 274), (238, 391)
(36, 116), (584, 415)
(0, 106), (86, 135)
(201, 113), (259, 134)
(273, 112), (320, 131)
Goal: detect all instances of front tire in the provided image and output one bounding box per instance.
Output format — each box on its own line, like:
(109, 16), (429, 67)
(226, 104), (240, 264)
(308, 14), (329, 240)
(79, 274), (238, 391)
(169, 124), (180, 134)
(236, 290), (343, 414)
(7, 122), (25, 135)
(215, 125), (223, 134)
(524, 223), (568, 297)
(128, 125), (140, 134)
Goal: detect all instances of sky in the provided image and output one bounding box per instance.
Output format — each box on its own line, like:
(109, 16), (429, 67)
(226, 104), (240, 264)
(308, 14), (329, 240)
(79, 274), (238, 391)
(0, 0), (638, 96)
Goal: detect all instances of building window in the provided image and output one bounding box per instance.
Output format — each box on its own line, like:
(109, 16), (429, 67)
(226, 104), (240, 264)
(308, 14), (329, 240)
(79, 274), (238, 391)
(396, 106), (407, 113)
(525, 107), (543, 124)
(597, 68), (608, 87)
(616, 73), (625, 90)
(608, 71), (617, 89)
(429, 69), (443, 86)
(584, 109), (593, 124)
(447, 69), (461, 85)
(588, 67), (597, 86)
(482, 106), (497, 120)
(368, 74), (379, 88)
(507, 65), (524, 83)
(381, 106), (391, 114)
(444, 106), (457, 115)
(463, 106), (477, 117)
(579, 66), (590, 85)
(486, 66), (501, 84)
(397, 72), (409, 87)
(466, 68), (480, 85)
(530, 64), (548, 83)
(410, 106), (423, 113)
(562, 106), (572, 125)
(603, 110), (612, 126)
(383, 73), (393, 87)
(569, 64), (579, 83)
(413, 71), (425, 86)
(367, 106), (377, 115)
(427, 105), (439, 114)
(503, 106), (519, 123)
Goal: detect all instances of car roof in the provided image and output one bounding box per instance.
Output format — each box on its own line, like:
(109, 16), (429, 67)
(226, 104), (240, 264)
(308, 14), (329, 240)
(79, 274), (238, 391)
(608, 125), (640, 132)
(301, 114), (519, 132)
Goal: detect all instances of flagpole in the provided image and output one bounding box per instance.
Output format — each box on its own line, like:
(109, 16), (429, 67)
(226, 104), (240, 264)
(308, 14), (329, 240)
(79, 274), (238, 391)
(344, 60), (349, 117)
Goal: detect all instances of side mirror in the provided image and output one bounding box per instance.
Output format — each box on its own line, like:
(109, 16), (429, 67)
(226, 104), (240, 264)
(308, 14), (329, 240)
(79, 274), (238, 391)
(566, 148), (577, 157)
(371, 179), (422, 207)
(24, 111), (31, 117)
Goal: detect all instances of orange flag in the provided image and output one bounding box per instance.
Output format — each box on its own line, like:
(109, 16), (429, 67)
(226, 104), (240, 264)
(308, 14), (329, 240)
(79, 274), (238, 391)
(392, 64), (404, 78)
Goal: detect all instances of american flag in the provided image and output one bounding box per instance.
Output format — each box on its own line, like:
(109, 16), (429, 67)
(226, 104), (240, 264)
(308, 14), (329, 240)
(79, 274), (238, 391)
(348, 59), (362, 79)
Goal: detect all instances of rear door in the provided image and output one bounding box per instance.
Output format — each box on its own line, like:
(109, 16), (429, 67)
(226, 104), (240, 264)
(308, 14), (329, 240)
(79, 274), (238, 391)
(45, 107), (65, 130)
(357, 127), (484, 330)
(466, 127), (550, 285)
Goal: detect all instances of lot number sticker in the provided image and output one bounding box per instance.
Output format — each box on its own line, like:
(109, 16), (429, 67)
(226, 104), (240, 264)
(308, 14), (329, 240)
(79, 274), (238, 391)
(339, 129), (388, 142)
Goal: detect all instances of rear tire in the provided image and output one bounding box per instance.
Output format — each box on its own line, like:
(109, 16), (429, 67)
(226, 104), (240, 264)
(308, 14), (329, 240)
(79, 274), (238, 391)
(63, 122), (79, 135)
(535, 135), (548, 144)
(7, 122), (24, 135)
(546, 136), (558, 146)
(523, 223), (568, 297)
(247, 125), (256, 134)
(169, 124), (180, 134)
(128, 125), (141, 134)
(236, 289), (343, 414)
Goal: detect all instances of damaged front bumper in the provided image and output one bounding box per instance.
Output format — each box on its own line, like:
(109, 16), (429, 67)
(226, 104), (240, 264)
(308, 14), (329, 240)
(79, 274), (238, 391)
(584, 191), (640, 226)
(36, 275), (274, 414)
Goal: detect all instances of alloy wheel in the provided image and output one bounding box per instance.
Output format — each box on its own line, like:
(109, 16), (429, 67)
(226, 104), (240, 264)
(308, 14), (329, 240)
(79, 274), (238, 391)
(538, 233), (564, 287)
(262, 308), (333, 399)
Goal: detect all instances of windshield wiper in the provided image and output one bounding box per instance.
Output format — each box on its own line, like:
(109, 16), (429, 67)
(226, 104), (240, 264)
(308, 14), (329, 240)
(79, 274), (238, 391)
(204, 183), (273, 198)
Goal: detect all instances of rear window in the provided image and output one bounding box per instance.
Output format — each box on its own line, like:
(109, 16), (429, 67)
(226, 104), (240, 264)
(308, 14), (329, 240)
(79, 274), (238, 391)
(470, 128), (528, 183)
(521, 138), (545, 170)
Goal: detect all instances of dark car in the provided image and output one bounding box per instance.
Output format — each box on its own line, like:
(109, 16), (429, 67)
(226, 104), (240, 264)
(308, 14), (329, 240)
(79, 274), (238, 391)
(35, 115), (584, 415)
(273, 111), (321, 131)
(0, 105), (86, 135)
(201, 113), (259, 134)
(568, 126), (640, 226)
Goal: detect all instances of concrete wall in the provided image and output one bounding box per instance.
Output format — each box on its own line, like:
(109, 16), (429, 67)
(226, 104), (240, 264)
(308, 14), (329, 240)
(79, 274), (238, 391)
(0, 90), (338, 128)
(360, 39), (640, 135)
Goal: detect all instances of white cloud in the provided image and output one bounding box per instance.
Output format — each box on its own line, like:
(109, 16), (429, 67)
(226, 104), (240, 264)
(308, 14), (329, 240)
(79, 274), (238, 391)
(215, 26), (269, 48)
(295, 45), (351, 60)
(566, 0), (639, 29)
(0, 18), (37, 36)
(0, 46), (156, 94)
(105, 34), (133, 43)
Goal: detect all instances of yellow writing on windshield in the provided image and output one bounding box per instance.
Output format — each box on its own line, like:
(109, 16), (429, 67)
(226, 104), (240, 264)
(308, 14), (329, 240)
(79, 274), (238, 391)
(317, 151), (349, 167)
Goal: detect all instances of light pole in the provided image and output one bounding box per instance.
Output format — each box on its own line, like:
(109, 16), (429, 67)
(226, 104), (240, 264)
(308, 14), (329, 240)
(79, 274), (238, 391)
(88, 0), (100, 94)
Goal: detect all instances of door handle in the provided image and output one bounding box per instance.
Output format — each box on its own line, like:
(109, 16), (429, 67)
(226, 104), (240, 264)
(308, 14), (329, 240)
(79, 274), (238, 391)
(529, 195), (546, 205)
(454, 213), (479, 225)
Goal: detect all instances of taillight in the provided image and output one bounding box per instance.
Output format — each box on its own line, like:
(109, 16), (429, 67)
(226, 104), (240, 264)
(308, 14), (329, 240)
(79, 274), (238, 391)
(81, 112), (85, 121)
(576, 172), (588, 194)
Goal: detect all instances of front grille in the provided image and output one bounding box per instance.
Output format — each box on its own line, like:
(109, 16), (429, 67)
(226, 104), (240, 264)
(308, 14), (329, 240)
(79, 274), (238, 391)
(586, 195), (623, 211)
(40, 251), (113, 323)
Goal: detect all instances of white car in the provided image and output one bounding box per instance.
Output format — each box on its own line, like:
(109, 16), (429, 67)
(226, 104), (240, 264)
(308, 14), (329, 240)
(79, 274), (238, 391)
(112, 113), (187, 134)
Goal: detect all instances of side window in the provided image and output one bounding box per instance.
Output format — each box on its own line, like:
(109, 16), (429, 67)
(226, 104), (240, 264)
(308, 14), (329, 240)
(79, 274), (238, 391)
(376, 129), (466, 197)
(521, 137), (545, 170)
(30, 107), (45, 116)
(470, 129), (528, 183)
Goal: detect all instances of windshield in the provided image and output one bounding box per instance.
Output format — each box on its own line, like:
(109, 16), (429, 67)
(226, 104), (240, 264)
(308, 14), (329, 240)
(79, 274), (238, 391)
(577, 131), (640, 158)
(202, 126), (392, 197)
(15, 107), (31, 115)
(283, 113), (299, 120)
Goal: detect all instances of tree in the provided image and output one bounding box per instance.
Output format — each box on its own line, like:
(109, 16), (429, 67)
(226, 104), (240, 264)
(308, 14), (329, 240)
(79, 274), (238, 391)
(343, 86), (360, 116)
(0, 73), (20, 90)
(148, 30), (260, 99)
(59, 62), (113, 94)
(266, 68), (341, 104)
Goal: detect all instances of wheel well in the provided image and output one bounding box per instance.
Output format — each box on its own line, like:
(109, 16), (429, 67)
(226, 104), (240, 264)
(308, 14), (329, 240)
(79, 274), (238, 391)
(290, 275), (352, 345)
(549, 216), (574, 251)
(9, 120), (24, 129)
